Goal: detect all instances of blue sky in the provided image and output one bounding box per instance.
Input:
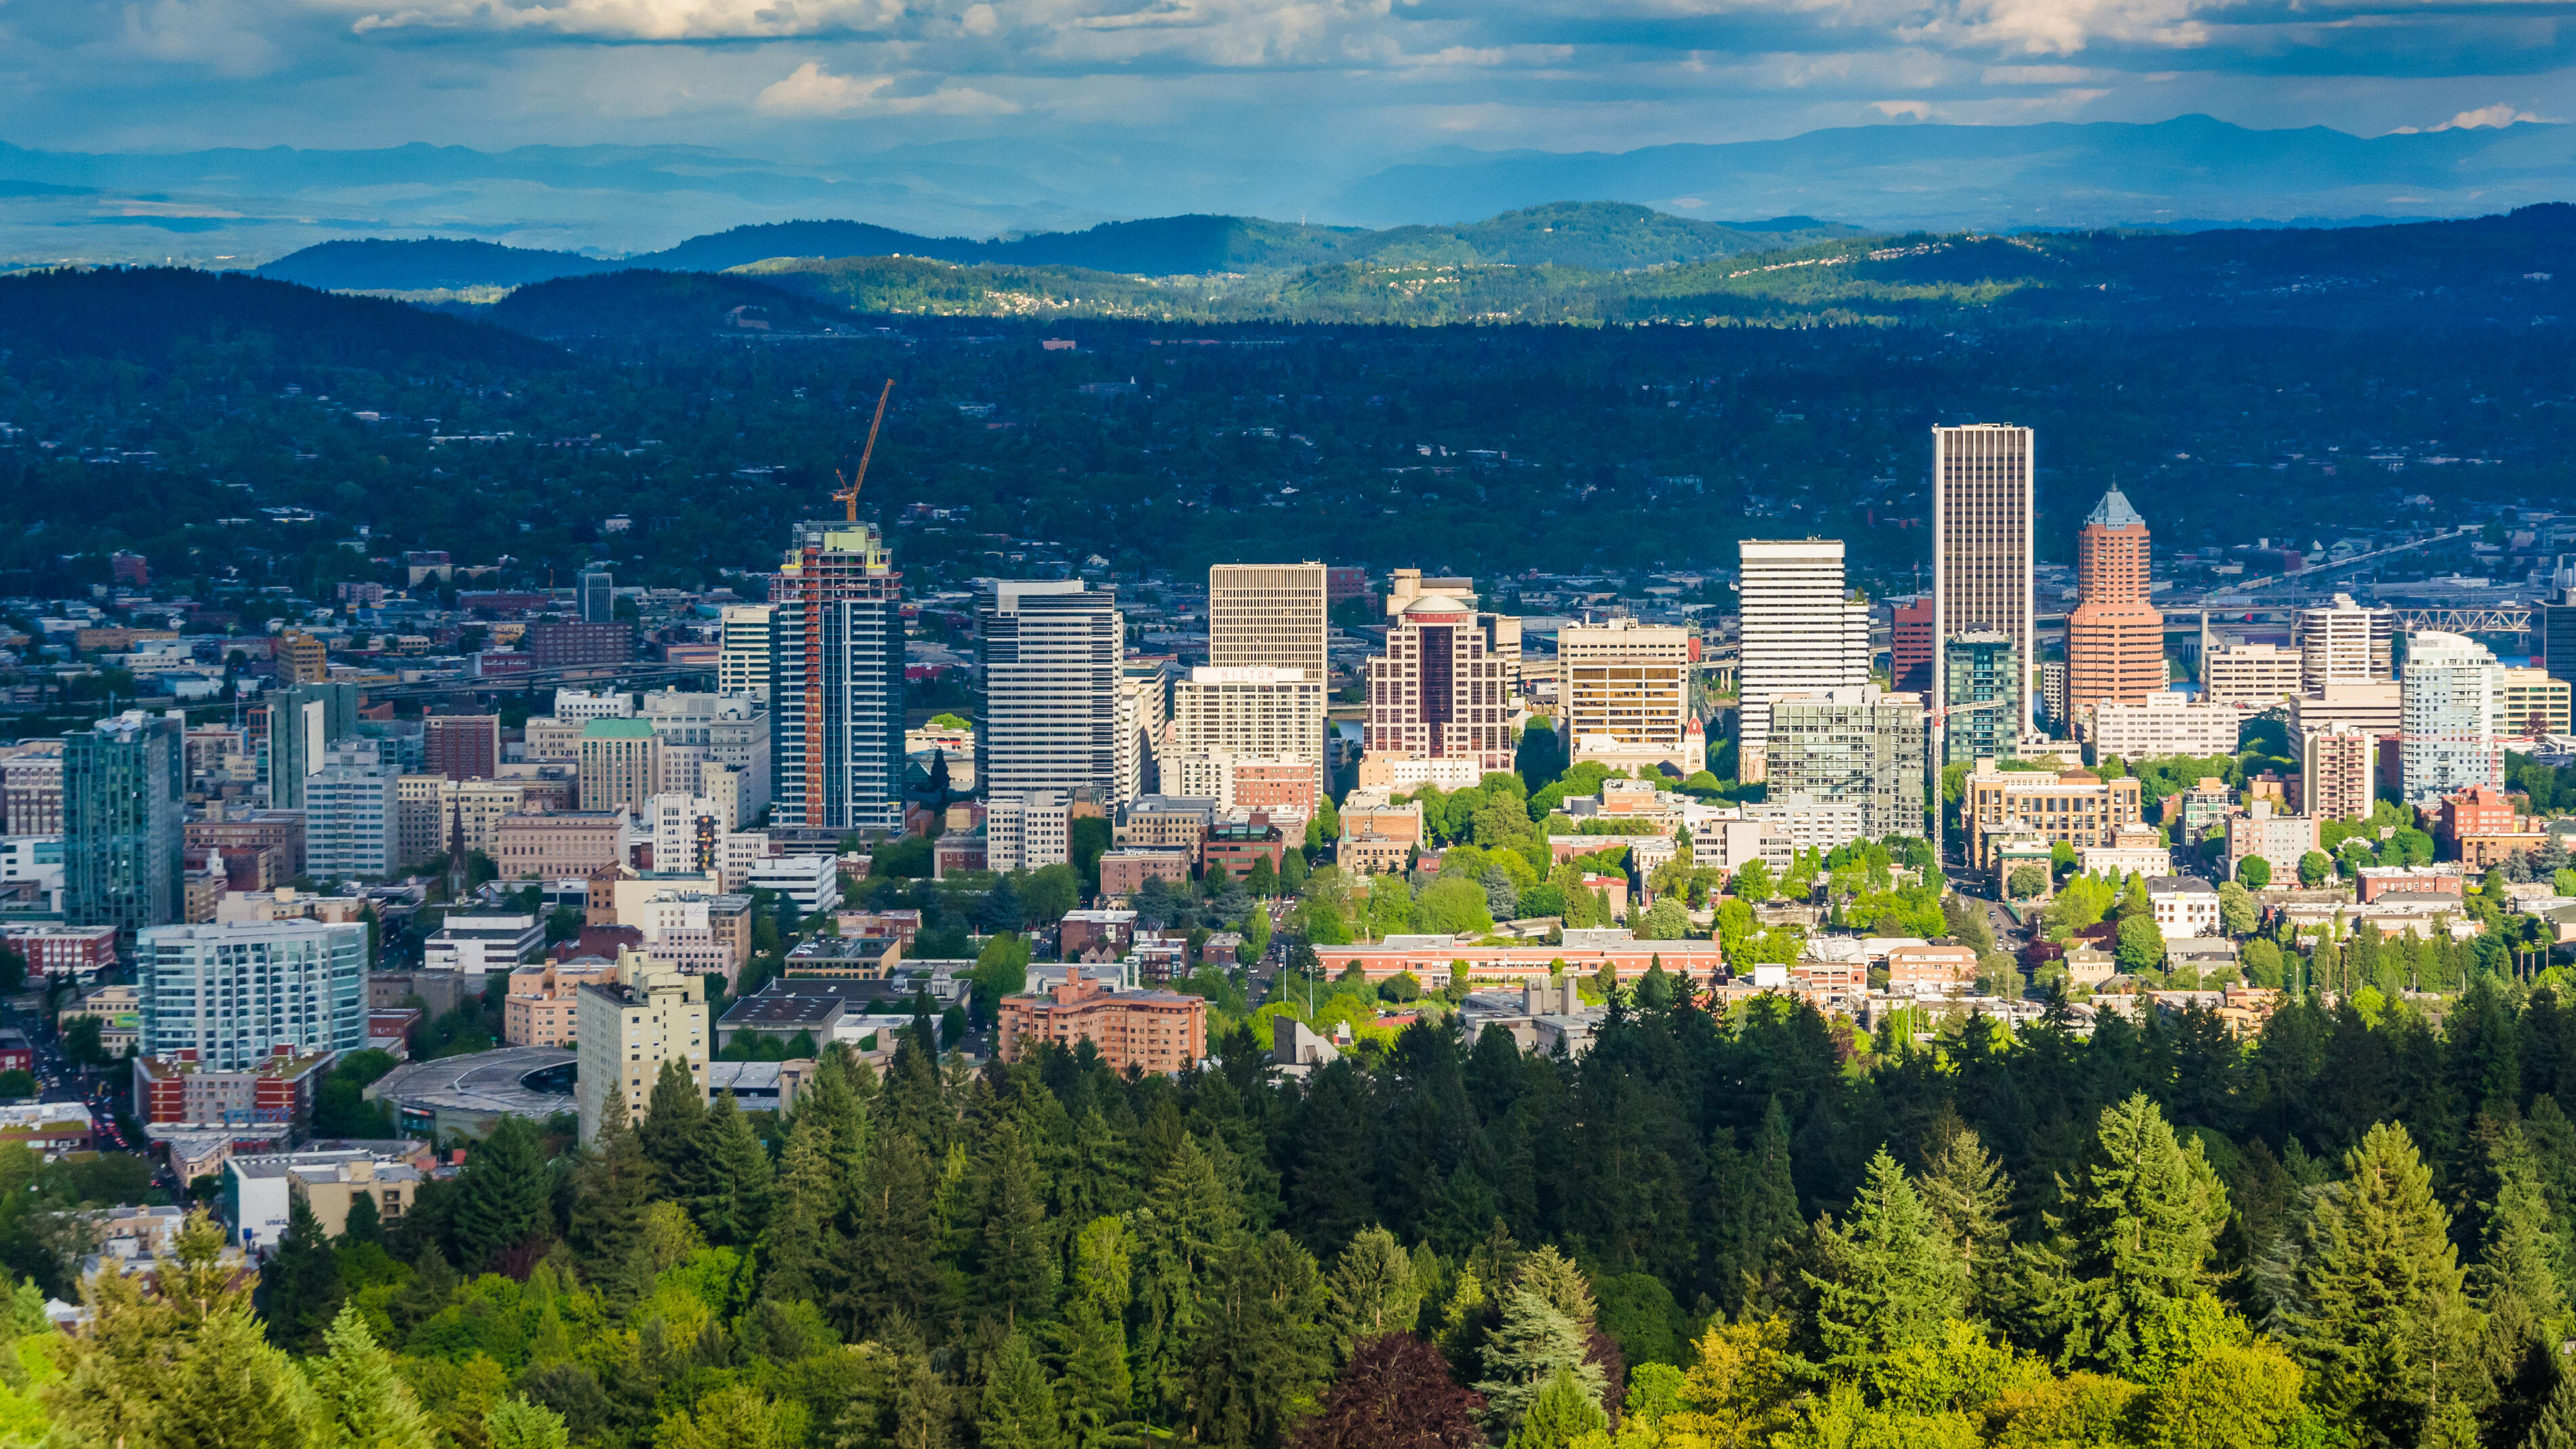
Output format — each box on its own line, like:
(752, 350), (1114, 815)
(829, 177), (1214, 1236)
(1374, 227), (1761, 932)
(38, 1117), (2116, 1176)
(3, 0), (2567, 170)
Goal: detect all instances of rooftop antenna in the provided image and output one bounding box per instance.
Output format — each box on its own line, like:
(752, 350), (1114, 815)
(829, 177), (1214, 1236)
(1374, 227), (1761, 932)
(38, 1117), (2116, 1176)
(834, 378), (897, 522)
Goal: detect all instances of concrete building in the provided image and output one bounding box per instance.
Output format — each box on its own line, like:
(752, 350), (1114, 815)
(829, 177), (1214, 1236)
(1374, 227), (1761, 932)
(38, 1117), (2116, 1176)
(504, 961), (620, 1047)
(639, 690), (771, 818)
(1116, 659), (1171, 806)
(2402, 630), (2504, 806)
(987, 790), (1072, 875)
(422, 715), (500, 782)
(1940, 632), (2020, 766)
(647, 789), (739, 877)
(1165, 754), (1318, 815)
(422, 913), (543, 978)
(719, 603), (774, 702)
(978, 580), (1122, 802)
(362, 1047), (578, 1140)
(997, 965), (1207, 1075)
(1172, 666), (1325, 777)
(2147, 876), (2221, 938)
(264, 683), (362, 815)
(1736, 540), (1869, 782)
(1560, 617), (1698, 774)
(578, 719), (661, 814)
(2227, 800), (2320, 881)
(2065, 488), (2165, 728)
(306, 740), (397, 879)
(748, 854), (841, 915)
(2078, 822), (2173, 880)
(2288, 681), (2403, 739)
(138, 920), (369, 1069)
(65, 711), (184, 938)
(2302, 723), (2379, 822)
(551, 689), (635, 724)
(527, 620), (634, 670)
(2495, 667), (2573, 737)
(1932, 424), (2036, 736)
(273, 630), (329, 686)
(226, 1144), (429, 1249)
(1961, 761), (2146, 869)
(2296, 593), (2397, 693)
(1384, 569), (1522, 687)
(1765, 686), (1928, 841)
(2088, 691), (2241, 762)
(574, 951), (709, 1141)
(0, 740), (64, 837)
(494, 810), (628, 880)
(775, 521), (906, 834)
(1363, 589), (1516, 776)
(1208, 562), (1327, 796)
(1114, 797), (1215, 852)
(578, 568), (615, 624)
(2202, 643), (2304, 711)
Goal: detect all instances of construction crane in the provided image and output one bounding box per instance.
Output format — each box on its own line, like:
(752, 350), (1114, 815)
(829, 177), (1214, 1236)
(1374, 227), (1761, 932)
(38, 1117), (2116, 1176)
(832, 378), (896, 521)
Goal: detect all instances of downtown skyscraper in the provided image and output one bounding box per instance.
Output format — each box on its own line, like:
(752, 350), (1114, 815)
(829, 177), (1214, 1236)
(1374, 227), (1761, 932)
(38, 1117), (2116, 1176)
(771, 520), (905, 834)
(1932, 423), (2036, 736)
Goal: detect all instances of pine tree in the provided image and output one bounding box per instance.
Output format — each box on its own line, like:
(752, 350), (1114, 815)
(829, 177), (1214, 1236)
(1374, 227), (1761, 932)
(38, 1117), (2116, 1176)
(1053, 1298), (1138, 1449)
(2041, 1093), (2230, 1383)
(1135, 1133), (1242, 1417)
(692, 1090), (776, 1246)
(1512, 1245), (1597, 1330)
(1504, 1366), (1609, 1449)
(976, 1118), (1058, 1330)
(1325, 1225), (1425, 1355)
(306, 1305), (437, 1449)
(1186, 1231), (1332, 1449)
(2531, 1368), (2576, 1449)
(1916, 1121), (2015, 1320)
(451, 1113), (550, 1269)
(839, 1127), (949, 1336)
(977, 1330), (1064, 1449)
(762, 1096), (847, 1306)
(639, 1058), (710, 1199)
(262, 1193), (344, 1353)
(2474, 1121), (2567, 1332)
(484, 1397), (572, 1449)
(569, 1083), (651, 1269)
(336, 1184), (382, 1246)
(2289, 1120), (2483, 1447)
(1475, 1288), (1607, 1436)
(1803, 1149), (1956, 1373)
(161, 1300), (325, 1449)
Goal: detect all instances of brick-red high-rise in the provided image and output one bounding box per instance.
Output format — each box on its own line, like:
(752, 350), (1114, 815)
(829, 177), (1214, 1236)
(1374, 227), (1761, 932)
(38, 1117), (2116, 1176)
(2066, 488), (2165, 733)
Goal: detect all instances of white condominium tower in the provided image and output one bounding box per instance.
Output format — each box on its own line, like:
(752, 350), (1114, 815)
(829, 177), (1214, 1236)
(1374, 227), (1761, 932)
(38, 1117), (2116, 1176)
(2400, 630), (2503, 804)
(2296, 593), (2397, 694)
(1931, 424), (2035, 735)
(1558, 619), (1695, 773)
(1208, 562), (1329, 794)
(977, 580), (1125, 804)
(1737, 540), (1870, 784)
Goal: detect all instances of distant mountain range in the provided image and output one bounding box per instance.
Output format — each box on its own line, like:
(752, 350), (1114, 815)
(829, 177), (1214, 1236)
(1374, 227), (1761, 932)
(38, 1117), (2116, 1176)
(1, 115), (2571, 269)
(255, 205), (1861, 291)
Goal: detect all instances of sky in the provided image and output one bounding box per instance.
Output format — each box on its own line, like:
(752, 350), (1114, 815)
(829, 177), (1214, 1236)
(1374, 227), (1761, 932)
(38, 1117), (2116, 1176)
(2, 0), (2569, 174)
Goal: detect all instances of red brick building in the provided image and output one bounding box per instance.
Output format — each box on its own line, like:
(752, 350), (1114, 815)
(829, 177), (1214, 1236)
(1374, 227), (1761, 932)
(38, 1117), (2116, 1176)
(423, 715), (501, 781)
(1, 924), (118, 978)
(2440, 785), (2518, 858)
(132, 1048), (336, 1127)
(998, 968), (1207, 1075)
(1891, 597), (1935, 695)
(1201, 816), (1289, 881)
(527, 620), (635, 670)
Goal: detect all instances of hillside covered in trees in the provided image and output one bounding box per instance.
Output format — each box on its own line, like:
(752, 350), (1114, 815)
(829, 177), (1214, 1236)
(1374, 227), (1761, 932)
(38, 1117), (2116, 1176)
(2, 968), (2573, 1448)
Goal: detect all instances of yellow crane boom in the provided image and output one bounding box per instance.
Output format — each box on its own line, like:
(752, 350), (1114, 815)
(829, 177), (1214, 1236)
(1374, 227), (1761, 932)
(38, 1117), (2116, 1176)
(832, 377), (896, 521)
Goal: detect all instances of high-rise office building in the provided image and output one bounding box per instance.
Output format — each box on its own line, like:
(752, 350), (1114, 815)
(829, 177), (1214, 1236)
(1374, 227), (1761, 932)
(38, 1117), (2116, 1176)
(1737, 540), (1870, 783)
(265, 681), (359, 811)
(2401, 630), (2503, 805)
(275, 631), (329, 687)
(138, 920), (369, 1070)
(773, 521), (905, 833)
(2295, 593), (2396, 694)
(978, 581), (1122, 801)
(1931, 424), (2035, 736)
(719, 604), (776, 702)
(2065, 488), (2164, 730)
(577, 719), (662, 814)
(0, 740), (64, 836)
(422, 715), (500, 782)
(1209, 563), (1329, 797)
(1891, 597), (1935, 694)
(306, 740), (398, 879)
(1116, 660), (1171, 807)
(64, 711), (184, 938)
(1172, 668), (1327, 775)
(1767, 686), (1929, 842)
(1941, 633), (2020, 766)
(575, 953), (707, 1142)
(1386, 570), (1523, 691)
(578, 568), (615, 624)
(1559, 619), (1699, 773)
(1362, 590), (1515, 774)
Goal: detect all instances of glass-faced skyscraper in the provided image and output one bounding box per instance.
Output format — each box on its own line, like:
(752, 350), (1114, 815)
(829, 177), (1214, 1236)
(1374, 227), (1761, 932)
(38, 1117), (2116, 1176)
(65, 711), (183, 939)
(772, 521), (904, 834)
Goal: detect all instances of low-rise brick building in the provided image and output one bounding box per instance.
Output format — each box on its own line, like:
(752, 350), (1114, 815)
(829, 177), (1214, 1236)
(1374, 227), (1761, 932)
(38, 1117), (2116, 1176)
(997, 966), (1207, 1075)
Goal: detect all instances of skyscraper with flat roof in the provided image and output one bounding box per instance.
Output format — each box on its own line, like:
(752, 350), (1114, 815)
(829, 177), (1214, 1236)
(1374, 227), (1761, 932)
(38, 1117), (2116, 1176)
(1209, 562), (1328, 797)
(1737, 540), (1869, 783)
(1932, 424), (2035, 736)
(978, 580), (1123, 803)
(65, 711), (183, 938)
(772, 521), (904, 833)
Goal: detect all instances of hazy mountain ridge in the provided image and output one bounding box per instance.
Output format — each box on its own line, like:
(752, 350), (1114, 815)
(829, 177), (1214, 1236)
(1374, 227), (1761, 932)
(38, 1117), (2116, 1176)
(256, 203), (1863, 292)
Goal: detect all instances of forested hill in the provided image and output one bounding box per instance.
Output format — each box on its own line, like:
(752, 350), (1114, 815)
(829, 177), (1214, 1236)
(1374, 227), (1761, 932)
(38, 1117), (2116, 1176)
(254, 203), (1862, 291)
(0, 266), (554, 365)
(21, 960), (2576, 1447)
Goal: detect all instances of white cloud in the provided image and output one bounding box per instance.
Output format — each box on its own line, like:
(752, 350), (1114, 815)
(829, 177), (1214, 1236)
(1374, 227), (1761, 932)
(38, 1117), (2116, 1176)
(1901, 0), (2219, 58)
(2436, 102), (2543, 130)
(328, 0), (901, 39)
(755, 59), (1019, 113)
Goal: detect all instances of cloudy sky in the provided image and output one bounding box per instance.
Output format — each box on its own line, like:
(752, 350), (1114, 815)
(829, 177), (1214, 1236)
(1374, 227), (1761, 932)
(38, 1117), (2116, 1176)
(0, 0), (2565, 169)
